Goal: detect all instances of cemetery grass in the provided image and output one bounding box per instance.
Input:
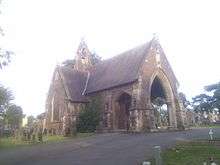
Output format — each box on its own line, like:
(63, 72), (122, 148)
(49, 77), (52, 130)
(150, 141), (220, 165)
(0, 133), (94, 150)
(194, 124), (220, 128)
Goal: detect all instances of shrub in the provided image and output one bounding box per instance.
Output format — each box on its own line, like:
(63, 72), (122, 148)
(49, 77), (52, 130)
(77, 96), (102, 133)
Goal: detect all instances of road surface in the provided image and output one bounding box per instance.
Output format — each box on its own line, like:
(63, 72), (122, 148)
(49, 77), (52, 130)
(0, 128), (218, 165)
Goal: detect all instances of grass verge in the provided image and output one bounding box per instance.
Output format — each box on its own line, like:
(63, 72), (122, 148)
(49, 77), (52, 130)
(0, 137), (31, 149)
(149, 141), (220, 165)
(193, 124), (220, 128)
(0, 133), (94, 150)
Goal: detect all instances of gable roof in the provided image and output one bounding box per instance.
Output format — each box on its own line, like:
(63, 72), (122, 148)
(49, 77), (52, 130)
(59, 67), (88, 102)
(85, 42), (151, 94)
(56, 39), (179, 102)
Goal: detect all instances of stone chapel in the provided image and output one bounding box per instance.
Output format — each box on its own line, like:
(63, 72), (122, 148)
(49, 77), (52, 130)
(44, 37), (185, 135)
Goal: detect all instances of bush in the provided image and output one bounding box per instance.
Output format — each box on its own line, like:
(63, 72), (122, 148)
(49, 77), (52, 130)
(77, 96), (102, 133)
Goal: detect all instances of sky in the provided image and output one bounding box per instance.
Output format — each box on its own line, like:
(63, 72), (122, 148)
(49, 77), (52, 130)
(0, 0), (220, 116)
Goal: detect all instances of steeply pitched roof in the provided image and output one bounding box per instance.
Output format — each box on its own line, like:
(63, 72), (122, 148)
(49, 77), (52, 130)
(85, 42), (151, 94)
(59, 67), (88, 102)
(54, 39), (179, 102)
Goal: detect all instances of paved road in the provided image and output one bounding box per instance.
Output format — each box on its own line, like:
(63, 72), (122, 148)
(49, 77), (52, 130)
(0, 128), (219, 165)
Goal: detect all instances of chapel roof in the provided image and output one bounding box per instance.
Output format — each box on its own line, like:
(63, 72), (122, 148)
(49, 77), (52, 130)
(58, 41), (151, 102)
(58, 38), (178, 102)
(59, 67), (88, 102)
(85, 42), (151, 94)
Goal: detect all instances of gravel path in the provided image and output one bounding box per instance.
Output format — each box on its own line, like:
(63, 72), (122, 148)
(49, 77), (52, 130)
(0, 127), (218, 165)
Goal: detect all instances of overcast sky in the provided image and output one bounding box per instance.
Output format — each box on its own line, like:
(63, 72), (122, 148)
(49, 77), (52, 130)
(0, 0), (220, 116)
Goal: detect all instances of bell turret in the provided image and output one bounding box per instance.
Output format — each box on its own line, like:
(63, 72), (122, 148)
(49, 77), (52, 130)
(75, 39), (92, 71)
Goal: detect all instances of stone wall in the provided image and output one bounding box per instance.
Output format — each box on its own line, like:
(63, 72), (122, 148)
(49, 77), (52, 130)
(45, 69), (69, 134)
(87, 84), (133, 131)
(87, 42), (184, 132)
(137, 42), (183, 130)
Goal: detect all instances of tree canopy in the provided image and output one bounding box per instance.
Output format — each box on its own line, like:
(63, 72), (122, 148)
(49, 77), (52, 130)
(5, 104), (23, 129)
(192, 82), (220, 113)
(205, 82), (220, 111)
(0, 49), (12, 69)
(0, 85), (13, 118)
(27, 115), (36, 128)
(192, 94), (212, 113)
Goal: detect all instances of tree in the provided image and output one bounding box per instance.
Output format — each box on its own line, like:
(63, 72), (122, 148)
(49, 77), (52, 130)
(205, 82), (220, 112)
(5, 104), (23, 129)
(0, 1), (16, 136)
(0, 85), (14, 136)
(90, 52), (101, 65)
(76, 96), (102, 133)
(192, 94), (212, 113)
(0, 85), (13, 117)
(27, 115), (35, 128)
(0, 1), (14, 115)
(152, 97), (169, 127)
(152, 97), (166, 107)
(0, 49), (12, 69)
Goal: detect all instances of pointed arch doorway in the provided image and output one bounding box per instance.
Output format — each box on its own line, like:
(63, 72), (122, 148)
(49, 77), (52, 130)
(150, 71), (176, 129)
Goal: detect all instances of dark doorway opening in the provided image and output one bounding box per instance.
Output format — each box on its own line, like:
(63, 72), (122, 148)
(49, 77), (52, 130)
(151, 77), (166, 100)
(117, 93), (131, 130)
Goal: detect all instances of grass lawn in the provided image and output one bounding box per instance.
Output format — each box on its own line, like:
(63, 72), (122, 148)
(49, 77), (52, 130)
(163, 141), (220, 165)
(194, 124), (220, 129)
(150, 141), (220, 165)
(0, 137), (31, 149)
(0, 133), (94, 150)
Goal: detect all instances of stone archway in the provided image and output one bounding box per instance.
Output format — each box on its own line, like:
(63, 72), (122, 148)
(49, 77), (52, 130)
(151, 76), (169, 128)
(149, 69), (176, 129)
(116, 93), (132, 130)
